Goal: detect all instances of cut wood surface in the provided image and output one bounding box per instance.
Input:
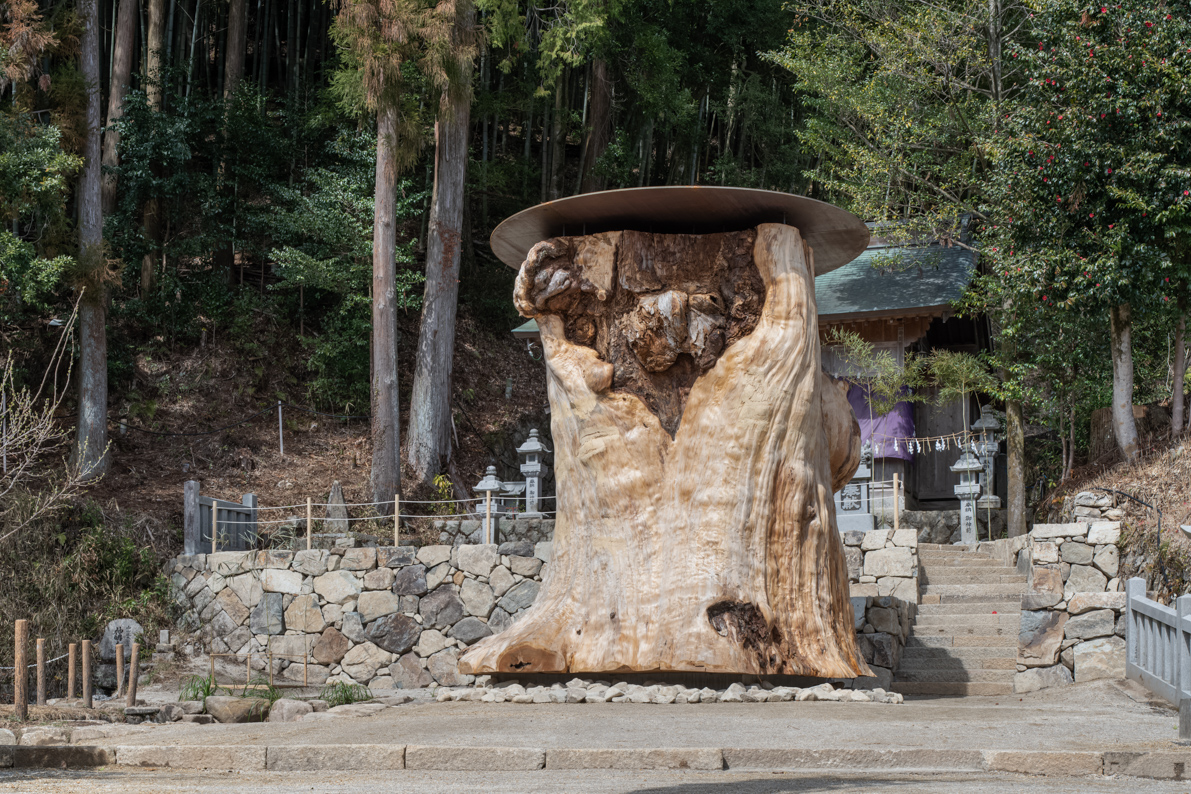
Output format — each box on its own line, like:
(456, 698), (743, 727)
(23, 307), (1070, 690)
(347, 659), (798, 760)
(459, 223), (868, 677)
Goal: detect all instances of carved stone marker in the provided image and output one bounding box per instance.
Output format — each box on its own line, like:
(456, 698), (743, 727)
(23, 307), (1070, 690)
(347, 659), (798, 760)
(461, 188), (871, 678)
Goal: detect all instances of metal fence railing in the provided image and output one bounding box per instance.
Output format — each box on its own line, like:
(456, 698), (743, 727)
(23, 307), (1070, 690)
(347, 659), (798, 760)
(1125, 576), (1188, 706)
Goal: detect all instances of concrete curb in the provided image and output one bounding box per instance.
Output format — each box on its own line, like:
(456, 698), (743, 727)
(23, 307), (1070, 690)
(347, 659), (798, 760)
(0, 743), (1169, 780)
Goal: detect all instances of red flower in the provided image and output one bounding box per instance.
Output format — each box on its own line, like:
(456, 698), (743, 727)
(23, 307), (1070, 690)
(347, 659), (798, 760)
(1089, 213), (1095, 218)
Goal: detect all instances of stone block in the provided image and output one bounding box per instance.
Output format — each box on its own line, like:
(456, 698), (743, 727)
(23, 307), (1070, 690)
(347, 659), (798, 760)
(363, 568), (395, 590)
(1087, 521), (1121, 545)
(227, 573), (264, 609)
(420, 586), (465, 629)
(1065, 564), (1108, 596)
(267, 699), (313, 723)
(99, 619), (145, 662)
(341, 611), (366, 642)
(250, 593), (285, 635)
(448, 616), (493, 645)
(546, 748), (723, 770)
(426, 562), (451, 590)
(456, 545), (499, 577)
(1093, 545), (1119, 577)
(405, 745), (544, 771)
(257, 550), (294, 569)
(842, 530), (865, 547)
(490, 565), (515, 596)
(427, 649), (471, 686)
(460, 578), (496, 617)
(378, 547), (417, 568)
(862, 547), (913, 578)
(1060, 542), (1093, 565)
(1074, 636), (1126, 682)
(390, 653), (434, 689)
(860, 529), (890, 551)
(414, 629), (448, 658)
(267, 744), (405, 771)
(417, 545), (452, 568)
(280, 662), (330, 686)
(867, 607), (899, 635)
(116, 744), (266, 769)
(339, 547), (376, 571)
(367, 613), (421, 655)
(292, 550), (329, 577)
(1013, 663), (1073, 693)
(844, 547), (862, 580)
(891, 530), (917, 547)
(856, 632), (898, 668)
(214, 587), (251, 626)
(270, 633), (312, 660)
(534, 541), (553, 562)
(211, 609), (240, 638)
(1067, 592), (1126, 615)
(391, 565), (427, 595)
(284, 594), (326, 634)
(204, 696), (270, 723)
(1031, 523), (1088, 540)
(850, 597), (867, 631)
(508, 555), (543, 577)
(358, 591), (402, 623)
(311, 628), (348, 665)
(498, 580), (540, 613)
(314, 570), (362, 604)
(1018, 610), (1067, 668)
(876, 577), (917, 602)
(341, 641), (392, 682)
(1033, 542), (1058, 564)
(207, 551), (253, 576)
(488, 607), (514, 634)
(1074, 491), (1112, 508)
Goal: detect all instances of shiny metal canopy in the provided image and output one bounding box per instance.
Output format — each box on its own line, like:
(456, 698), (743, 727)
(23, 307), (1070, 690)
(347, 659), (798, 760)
(489, 186), (869, 275)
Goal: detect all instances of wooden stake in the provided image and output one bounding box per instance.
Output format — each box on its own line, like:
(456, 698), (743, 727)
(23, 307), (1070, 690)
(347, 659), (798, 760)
(36, 638), (45, 706)
(115, 643), (125, 698)
(893, 472), (900, 531)
(306, 497), (312, 550)
(81, 639), (93, 709)
(13, 619), (28, 721)
(125, 643), (140, 707)
(394, 493), (400, 546)
(67, 643), (77, 701)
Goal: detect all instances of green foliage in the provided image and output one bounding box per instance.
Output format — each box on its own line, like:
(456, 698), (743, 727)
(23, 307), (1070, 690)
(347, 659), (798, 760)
(179, 674), (220, 702)
(927, 349), (997, 408)
(826, 328), (928, 417)
(319, 680), (373, 707)
(237, 677), (284, 705)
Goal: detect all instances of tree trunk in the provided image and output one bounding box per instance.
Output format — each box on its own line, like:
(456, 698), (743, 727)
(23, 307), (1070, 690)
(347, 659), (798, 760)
(548, 74), (565, 200)
(459, 224), (868, 676)
(1109, 302), (1140, 461)
(1004, 397), (1026, 536)
(580, 58), (611, 193)
(407, 75), (472, 487)
(223, 0), (247, 98)
(77, 0), (110, 480)
(100, 0), (137, 215)
(141, 0), (166, 294)
(1172, 306), (1186, 435)
(370, 103), (402, 508)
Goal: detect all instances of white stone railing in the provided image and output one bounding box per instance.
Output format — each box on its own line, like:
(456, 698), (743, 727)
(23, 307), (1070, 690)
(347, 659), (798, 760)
(1125, 577), (1189, 706)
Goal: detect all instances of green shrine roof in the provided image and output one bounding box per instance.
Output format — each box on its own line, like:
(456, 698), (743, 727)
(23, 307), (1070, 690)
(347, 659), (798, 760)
(509, 241), (976, 338)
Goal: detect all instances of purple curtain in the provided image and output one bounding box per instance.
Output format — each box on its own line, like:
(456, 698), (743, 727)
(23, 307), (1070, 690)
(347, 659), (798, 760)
(845, 385), (916, 461)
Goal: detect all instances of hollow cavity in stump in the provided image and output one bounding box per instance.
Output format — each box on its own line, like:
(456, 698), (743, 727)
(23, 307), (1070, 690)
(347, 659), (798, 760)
(463, 223), (868, 678)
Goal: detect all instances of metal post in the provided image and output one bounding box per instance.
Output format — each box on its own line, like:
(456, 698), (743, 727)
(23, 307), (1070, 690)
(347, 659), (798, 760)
(212, 506), (218, 555)
(306, 497), (312, 551)
(67, 643), (77, 700)
(394, 494), (400, 547)
(184, 480), (201, 555)
(115, 643), (125, 698)
(125, 643), (140, 707)
(277, 400), (284, 457)
(81, 640), (92, 708)
(36, 638), (45, 706)
(14, 620), (27, 720)
(242, 493), (259, 549)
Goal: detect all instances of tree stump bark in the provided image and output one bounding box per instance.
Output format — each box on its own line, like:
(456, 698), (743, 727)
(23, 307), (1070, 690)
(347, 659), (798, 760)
(459, 223), (869, 677)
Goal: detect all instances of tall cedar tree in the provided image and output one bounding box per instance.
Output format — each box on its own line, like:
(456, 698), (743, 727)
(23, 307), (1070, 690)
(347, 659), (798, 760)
(983, 0), (1191, 461)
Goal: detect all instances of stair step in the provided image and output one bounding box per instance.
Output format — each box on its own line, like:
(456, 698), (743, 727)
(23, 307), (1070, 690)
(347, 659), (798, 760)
(920, 593), (1025, 605)
(918, 543), (980, 551)
(916, 557), (1009, 568)
(913, 615), (1020, 628)
(901, 646), (1018, 661)
(909, 626), (1017, 639)
(892, 682), (1014, 696)
(893, 668), (1015, 683)
(907, 635), (1017, 648)
(897, 656), (1018, 671)
(921, 572), (1026, 584)
(916, 602), (1023, 616)
(921, 584), (1028, 597)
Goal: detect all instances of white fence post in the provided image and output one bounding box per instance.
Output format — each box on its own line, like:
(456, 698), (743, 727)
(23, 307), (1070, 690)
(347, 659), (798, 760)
(1126, 577), (1144, 676)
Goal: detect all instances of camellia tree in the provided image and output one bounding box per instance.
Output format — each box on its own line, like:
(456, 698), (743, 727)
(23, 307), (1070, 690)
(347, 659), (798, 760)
(982, 0), (1191, 462)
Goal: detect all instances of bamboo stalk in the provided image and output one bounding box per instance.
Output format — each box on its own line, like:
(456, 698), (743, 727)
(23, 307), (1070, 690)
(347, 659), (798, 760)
(82, 640), (93, 709)
(14, 620), (28, 720)
(125, 643), (140, 707)
(67, 643), (77, 700)
(306, 497), (312, 550)
(36, 638), (46, 706)
(893, 472), (900, 532)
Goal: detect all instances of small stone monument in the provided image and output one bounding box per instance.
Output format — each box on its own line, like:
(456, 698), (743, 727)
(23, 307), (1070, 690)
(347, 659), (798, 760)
(951, 446), (984, 545)
(833, 441), (875, 533)
(517, 429), (551, 516)
(325, 481), (349, 532)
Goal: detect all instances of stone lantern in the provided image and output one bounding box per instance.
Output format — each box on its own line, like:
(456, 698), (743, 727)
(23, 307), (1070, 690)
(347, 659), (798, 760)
(517, 429), (551, 516)
(474, 466), (503, 544)
(950, 447), (984, 545)
(971, 405), (1001, 510)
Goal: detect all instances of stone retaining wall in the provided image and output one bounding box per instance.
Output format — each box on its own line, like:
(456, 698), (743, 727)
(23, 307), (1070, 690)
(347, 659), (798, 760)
(1010, 491), (1126, 693)
(433, 518), (555, 546)
(168, 527), (918, 690)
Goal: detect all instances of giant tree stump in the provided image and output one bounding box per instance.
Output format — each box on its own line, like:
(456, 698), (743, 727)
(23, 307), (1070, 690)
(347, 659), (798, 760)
(459, 223), (869, 677)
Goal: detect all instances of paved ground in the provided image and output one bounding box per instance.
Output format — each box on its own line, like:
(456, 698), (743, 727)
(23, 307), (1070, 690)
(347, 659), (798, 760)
(106, 680), (1179, 754)
(2, 768), (1190, 793)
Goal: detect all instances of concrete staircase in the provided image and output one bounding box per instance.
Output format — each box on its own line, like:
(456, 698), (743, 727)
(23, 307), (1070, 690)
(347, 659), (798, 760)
(892, 543), (1026, 696)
